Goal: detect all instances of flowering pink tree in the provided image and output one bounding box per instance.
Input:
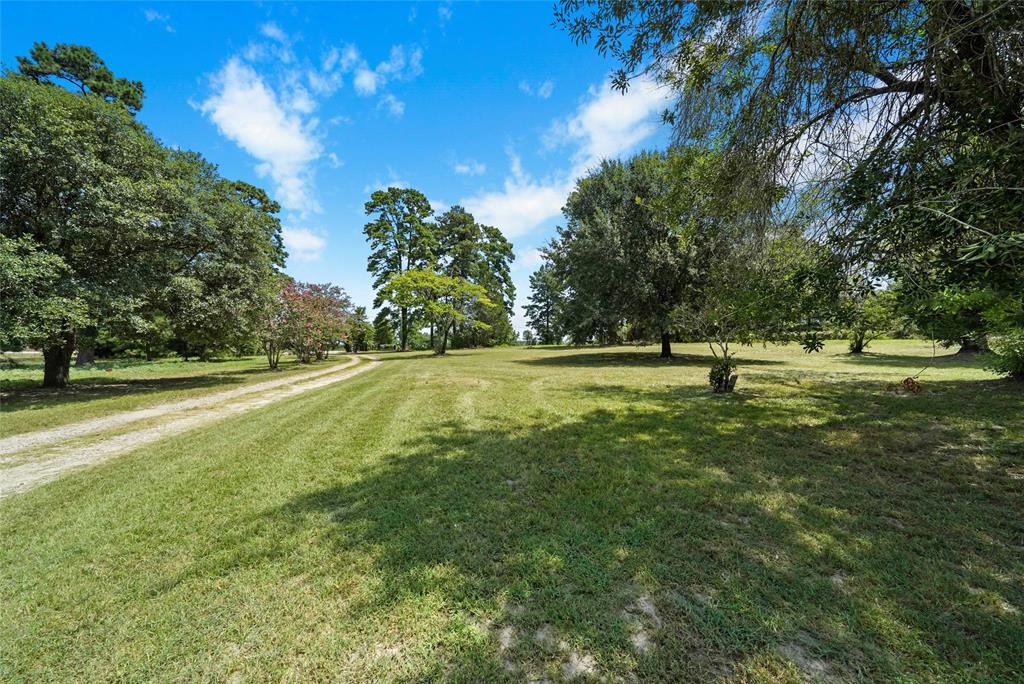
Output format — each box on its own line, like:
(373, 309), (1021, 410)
(261, 280), (352, 367)
(259, 287), (287, 369)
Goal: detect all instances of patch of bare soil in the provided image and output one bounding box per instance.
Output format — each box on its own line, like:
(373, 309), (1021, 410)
(775, 634), (838, 683)
(623, 593), (662, 655)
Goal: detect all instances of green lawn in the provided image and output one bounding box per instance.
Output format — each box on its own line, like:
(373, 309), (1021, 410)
(1, 341), (1021, 682)
(0, 352), (351, 438)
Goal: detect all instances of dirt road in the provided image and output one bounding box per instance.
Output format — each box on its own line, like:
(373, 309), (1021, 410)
(0, 356), (379, 498)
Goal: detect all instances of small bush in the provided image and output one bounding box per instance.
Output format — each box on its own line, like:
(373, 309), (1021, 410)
(709, 359), (738, 392)
(987, 330), (1024, 380)
(800, 332), (825, 353)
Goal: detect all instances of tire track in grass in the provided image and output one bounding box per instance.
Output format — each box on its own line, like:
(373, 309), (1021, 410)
(0, 358), (380, 498)
(0, 357), (364, 457)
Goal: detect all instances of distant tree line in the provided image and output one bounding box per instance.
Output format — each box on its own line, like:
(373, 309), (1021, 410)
(526, 1), (1024, 388)
(364, 187), (515, 355)
(1, 43), (359, 386)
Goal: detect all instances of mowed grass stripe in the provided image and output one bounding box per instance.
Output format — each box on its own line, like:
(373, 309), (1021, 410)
(1, 342), (1021, 682)
(0, 360), (396, 681)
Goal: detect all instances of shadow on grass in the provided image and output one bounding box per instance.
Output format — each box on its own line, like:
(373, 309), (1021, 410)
(249, 377), (1022, 681)
(0, 361), (314, 414)
(516, 350), (782, 368)
(371, 349), (528, 364)
(839, 349), (988, 369)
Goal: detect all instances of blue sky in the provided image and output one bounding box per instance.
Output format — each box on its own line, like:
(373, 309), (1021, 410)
(1, 1), (672, 329)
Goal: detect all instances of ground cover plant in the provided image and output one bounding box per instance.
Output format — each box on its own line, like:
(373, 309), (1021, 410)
(2, 341), (1021, 682)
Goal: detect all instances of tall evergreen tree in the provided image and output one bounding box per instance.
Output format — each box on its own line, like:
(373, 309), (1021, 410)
(17, 42), (145, 113)
(434, 206), (515, 348)
(363, 187), (435, 351)
(524, 263), (563, 345)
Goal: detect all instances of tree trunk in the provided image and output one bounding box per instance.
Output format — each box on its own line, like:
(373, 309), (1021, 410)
(75, 346), (96, 367)
(43, 331), (76, 388)
(849, 331), (866, 354)
(957, 338), (988, 354)
(660, 332), (673, 358)
(429, 323), (434, 350)
(437, 319), (451, 355)
(400, 306), (409, 351)
(75, 325), (98, 367)
(265, 341), (279, 369)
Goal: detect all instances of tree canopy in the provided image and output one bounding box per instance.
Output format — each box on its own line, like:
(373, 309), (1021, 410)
(379, 270), (495, 355)
(435, 206), (516, 348)
(365, 194), (516, 352)
(550, 151), (688, 355)
(17, 41), (145, 113)
(555, 0), (1024, 380)
(1, 46), (286, 385)
(524, 263), (563, 346)
(364, 187), (435, 351)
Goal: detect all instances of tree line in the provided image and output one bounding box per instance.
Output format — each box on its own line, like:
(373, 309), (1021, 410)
(525, 1), (1024, 390)
(363, 187), (515, 355)
(1, 43), (359, 386)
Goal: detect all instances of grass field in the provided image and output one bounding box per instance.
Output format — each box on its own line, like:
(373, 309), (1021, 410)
(0, 352), (351, 438)
(1, 341), (1021, 682)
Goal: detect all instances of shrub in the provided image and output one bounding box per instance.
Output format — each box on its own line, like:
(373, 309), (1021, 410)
(709, 359), (738, 393)
(987, 330), (1024, 380)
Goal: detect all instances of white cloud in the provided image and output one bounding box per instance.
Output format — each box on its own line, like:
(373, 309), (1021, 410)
(247, 21), (295, 63)
(362, 169), (409, 194)
(321, 46), (340, 71)
(200, 29), (435, 228)
(143, 8), (174, 32)
(197, 57), (322, 215)
(282, 227), (326, 262)
(378, 93), (405, 117)
(463, 150), (570, 238)
(351, 44), (423, 97)
(305, 45), (359, 97)
(519, 79), (555, 99)
(338, 45), (362, 71)
(453, 159), (486, 176)
(307, 67), (341, 96)
(438, 3), (453, 27)
(515, 247), (545, 271)
(465, 178), (568, 237)
(429, 198), (450, 214)
(550, 75), (670, 178)
(386, 45), (422, 78)
(463, 76), (669, 238)
(242, 42), (269, 62)
(287, 82), (315, 114)
(260, 22), (287, 42)
(354, 67), (379, 96)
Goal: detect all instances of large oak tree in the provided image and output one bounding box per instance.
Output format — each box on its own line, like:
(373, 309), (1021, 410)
(1, 49), (285, 386)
